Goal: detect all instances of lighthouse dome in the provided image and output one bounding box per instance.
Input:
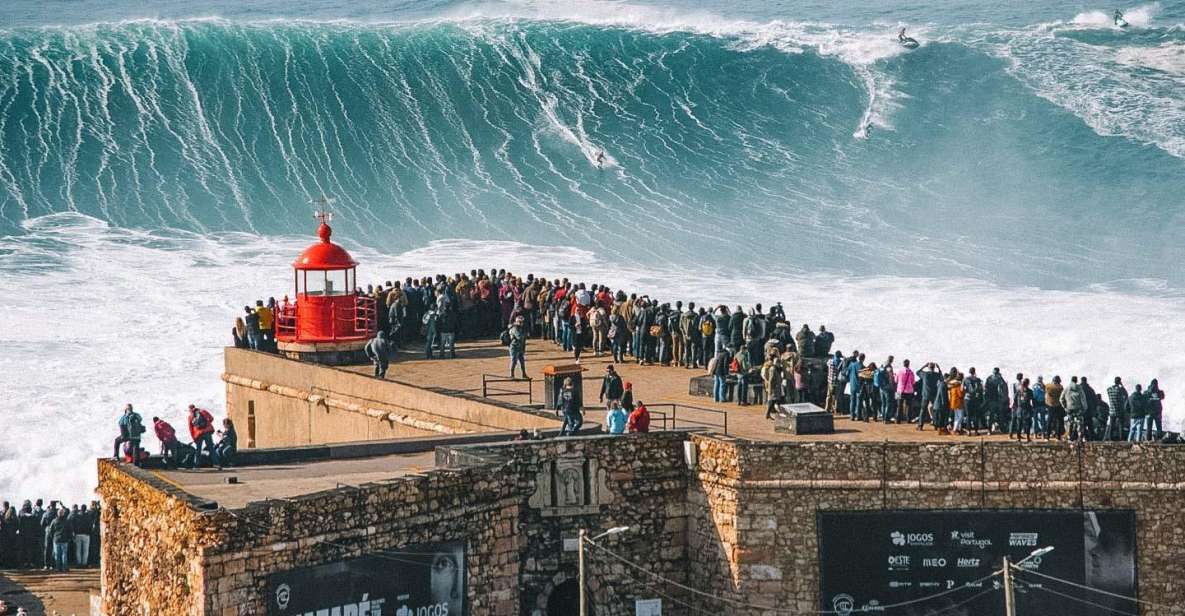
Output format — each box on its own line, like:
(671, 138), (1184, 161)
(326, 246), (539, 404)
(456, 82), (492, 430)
(293, 223), (358, 270)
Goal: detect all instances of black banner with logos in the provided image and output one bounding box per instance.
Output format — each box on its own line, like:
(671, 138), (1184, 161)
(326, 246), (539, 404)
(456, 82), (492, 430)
(267, 541), (466, 616)
(818, 510), (1136, 616)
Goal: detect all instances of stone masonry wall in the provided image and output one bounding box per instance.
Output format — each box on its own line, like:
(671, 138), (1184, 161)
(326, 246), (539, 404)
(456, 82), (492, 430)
(98, 431), (695, 616)
(100, 431), (1185, 616)
(691, 436), (1185, 616)
(97, 459), (219, 616)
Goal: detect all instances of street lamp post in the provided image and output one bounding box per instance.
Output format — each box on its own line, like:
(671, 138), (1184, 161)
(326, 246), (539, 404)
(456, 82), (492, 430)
(579, 526), (631, 616)
(1004, 546), (1054, 616)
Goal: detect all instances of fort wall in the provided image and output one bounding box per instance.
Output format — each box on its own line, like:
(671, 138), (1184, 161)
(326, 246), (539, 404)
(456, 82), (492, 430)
(222, 348), (561, 448)
(98, 431), (1185, 615)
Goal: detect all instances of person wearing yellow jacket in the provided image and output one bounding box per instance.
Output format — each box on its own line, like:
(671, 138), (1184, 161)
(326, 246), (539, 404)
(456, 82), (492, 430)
(254, 299), (274, 350)
(948, 370), (966, 434)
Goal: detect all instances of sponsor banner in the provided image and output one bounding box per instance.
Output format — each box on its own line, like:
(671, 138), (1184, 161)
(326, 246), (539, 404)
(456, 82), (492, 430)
(267, 541), (466, 616)
(819, 510), (1136, 616)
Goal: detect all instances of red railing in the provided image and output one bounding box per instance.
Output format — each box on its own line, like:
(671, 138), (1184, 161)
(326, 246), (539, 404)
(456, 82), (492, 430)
(274, 295), (376, 342)
(276, 304), (297, 339)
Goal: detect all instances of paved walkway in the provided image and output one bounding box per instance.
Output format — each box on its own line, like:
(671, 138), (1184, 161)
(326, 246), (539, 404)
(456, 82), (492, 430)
(349, 338), (1013, 443)
(0, 568), (97, 616)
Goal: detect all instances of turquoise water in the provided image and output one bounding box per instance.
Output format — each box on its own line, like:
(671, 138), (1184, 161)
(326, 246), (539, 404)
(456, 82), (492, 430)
(1, 2), (1183, 286)
(1, 0), (1183, 501)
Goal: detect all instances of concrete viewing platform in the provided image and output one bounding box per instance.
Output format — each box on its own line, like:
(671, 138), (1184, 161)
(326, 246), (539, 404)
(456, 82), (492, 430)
(156, 450), (437, 510)
(340, 337), (1015, 443)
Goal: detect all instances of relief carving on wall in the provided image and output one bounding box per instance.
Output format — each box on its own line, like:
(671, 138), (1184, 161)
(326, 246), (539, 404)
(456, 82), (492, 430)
(529, 455), (611, 516)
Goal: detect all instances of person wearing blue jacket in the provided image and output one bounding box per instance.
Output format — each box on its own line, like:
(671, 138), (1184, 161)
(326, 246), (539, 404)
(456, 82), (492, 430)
(605, 401), (628, 435)
(847, 354), (865, 420)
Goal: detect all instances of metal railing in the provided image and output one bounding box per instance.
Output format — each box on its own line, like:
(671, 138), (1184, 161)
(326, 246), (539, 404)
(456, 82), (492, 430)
(273, 295), (377, 341)
(645, 403), (729, 435)
(481, 374), (534, 405)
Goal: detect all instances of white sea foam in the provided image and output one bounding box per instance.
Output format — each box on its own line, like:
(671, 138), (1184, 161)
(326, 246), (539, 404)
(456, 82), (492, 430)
(1, 217), (1182, 503)
(992, 4), (1185, 158)
(1070, 3), (1159, 29)
(1115, 42), (1185, 75)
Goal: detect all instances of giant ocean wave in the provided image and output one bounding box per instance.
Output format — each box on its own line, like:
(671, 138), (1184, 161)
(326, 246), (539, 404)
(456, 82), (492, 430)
(1, 11), (1184, 502)
(1, 16), (1183, 285)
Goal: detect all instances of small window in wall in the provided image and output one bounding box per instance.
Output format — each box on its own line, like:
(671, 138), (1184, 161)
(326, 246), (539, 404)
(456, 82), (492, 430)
(247, 401), (256, 449)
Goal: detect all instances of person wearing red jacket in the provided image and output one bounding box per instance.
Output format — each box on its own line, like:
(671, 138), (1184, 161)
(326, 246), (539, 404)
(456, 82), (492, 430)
(152, 416), (179, 459)
(627, 401), (650, 433)
(187, 405), (217, 467)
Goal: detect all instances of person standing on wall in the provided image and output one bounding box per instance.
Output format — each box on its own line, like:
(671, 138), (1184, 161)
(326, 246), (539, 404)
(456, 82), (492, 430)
(188, 405), (218, 467)
(112, 404), (145, 466)
(558, 378), (583, 436)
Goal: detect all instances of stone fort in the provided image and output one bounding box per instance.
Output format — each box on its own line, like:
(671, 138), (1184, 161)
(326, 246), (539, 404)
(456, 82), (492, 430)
(95, 347), (1185, 616)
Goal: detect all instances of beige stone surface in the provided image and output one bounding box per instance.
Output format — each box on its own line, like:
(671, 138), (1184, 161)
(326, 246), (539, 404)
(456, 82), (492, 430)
(358, 337), (1016, 443)
(154, 450), (437, 509)
(0, 569), (98, 616)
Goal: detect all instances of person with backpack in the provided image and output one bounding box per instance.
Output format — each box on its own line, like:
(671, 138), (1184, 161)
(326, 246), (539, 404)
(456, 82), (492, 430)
(188, 405), (217, 467)
(668, 301), (684, 367)
(112, 404), (145, 466)
(422, 307), (440, 359)
(152, 416), (185, 468)
(699, 309), (716, 365)
(962, 368), (984, 435)
(508, 316), (528, 378)
(364, 331), (394, 378)
(984, 368), (1009, 434)
(608, 312), (627, 364)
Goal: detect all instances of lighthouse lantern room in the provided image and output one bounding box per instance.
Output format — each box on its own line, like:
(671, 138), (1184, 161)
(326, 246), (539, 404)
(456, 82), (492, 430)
(274, 211), (376, 364)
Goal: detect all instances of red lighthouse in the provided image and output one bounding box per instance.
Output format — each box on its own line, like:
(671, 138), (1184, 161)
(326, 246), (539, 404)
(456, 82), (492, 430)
(275, 211), (376, 364)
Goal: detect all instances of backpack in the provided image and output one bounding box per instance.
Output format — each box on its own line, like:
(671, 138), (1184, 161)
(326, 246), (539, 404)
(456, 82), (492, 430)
(129, 414), (146, 437)
(499, 330), (511, 346)
(559, 302), (572, 319)
(700, 318), (715, 337)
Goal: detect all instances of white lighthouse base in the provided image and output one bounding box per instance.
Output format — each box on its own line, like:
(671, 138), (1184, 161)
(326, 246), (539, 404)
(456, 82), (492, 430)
(276, 339), (369, 365)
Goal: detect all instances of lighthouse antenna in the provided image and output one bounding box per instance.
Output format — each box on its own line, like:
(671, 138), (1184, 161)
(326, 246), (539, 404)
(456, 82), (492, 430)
(310, 194), (336, 225)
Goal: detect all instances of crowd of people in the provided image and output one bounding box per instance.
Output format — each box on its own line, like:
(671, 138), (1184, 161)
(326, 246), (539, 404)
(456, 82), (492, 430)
(111, 403), (238, 469)
(235, 267), (1167, 443)
(0, 499), (101, 574)
(822, 354), (1168, 442)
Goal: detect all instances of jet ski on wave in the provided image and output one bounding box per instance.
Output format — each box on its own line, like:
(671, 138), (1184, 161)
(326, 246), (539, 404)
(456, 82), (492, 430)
(1113, 9), (1129, 28)
(896, 27), (920, 49)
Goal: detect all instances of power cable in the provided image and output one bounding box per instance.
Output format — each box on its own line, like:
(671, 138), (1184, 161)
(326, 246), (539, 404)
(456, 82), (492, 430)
(1012, 566), (1184, 613)
(1020, 582), (1139, 616)
(584, 536), (1002, 615)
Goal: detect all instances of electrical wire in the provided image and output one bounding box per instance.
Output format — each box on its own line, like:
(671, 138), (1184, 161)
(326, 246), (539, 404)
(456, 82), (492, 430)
(922, 586), (999, 616)
(1012, 566), (1185, 613)
(1020, 582), (1140, 616)
(583, 536), (1002, 615)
